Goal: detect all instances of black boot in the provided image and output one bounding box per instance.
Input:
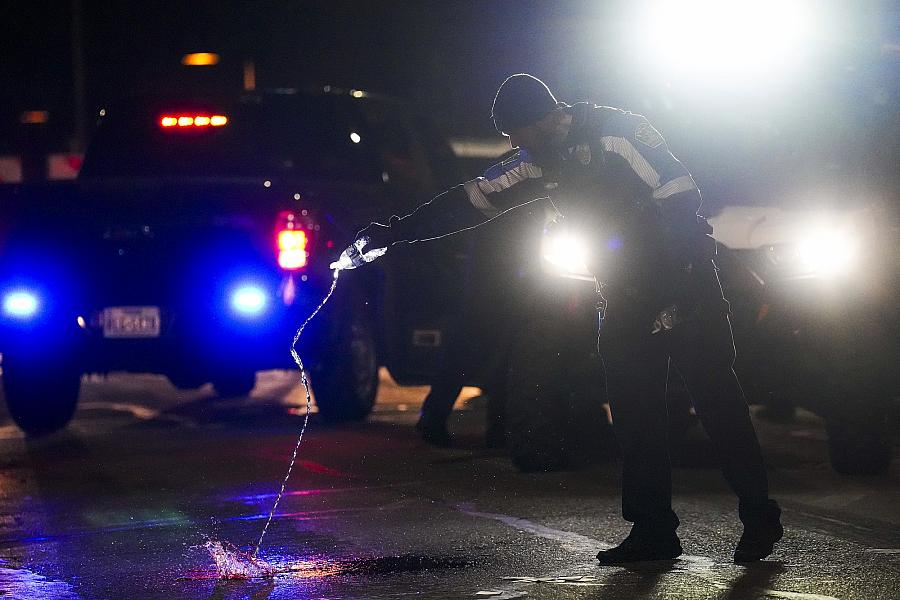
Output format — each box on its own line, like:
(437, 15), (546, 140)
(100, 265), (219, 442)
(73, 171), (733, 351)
(734, 500), (783, 563)
(596, 528), (682, 565)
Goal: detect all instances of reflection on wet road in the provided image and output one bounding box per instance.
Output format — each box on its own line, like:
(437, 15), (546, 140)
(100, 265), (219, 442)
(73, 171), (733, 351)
(0, 369), (896, 598)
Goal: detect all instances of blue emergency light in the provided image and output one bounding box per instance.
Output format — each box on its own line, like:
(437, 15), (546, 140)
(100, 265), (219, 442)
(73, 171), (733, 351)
(2, 290), (39, 319)
(230, 285), (267, 317)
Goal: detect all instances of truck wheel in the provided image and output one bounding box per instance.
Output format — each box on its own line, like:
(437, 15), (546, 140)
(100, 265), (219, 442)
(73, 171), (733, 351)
(313, 314), (378, 422)
(825, 410), (893, 475)
(505, 318), (571, 472)
(2, 353), (81, 436)
(211, 369), (257, 397)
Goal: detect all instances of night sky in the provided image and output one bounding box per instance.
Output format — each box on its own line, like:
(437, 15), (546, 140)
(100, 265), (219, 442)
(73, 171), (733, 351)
(4, 1), (637, 146)
(3, 0), (900, 205)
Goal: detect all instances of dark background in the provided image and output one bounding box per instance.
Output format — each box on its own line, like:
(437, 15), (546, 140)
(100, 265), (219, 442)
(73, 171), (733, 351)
(3, 0), (899, 207)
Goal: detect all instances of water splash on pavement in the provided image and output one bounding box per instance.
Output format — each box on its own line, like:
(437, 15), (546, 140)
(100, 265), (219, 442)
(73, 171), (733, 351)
(205, 541), (275, 579)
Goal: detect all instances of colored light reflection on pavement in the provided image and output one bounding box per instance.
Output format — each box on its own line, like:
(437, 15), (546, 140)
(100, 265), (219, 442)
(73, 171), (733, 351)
(0, 369), (896, 598)
(229, 487), (334, 504)
(185, 547), (471, 582)
(191, 541), (343, 581)
(0, 561), (79, 599)
(226, 505), (374, 522)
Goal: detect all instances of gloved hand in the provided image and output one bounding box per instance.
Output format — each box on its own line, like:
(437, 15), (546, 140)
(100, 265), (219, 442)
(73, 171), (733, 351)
(329, 220), (398, 271)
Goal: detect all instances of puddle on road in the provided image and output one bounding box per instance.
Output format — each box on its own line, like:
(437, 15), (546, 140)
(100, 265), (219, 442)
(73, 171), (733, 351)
(184, 543), (473, 582)
(339, 554), (474, 576)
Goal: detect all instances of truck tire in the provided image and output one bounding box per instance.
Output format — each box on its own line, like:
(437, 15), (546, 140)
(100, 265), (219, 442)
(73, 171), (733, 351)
(211, 369), (257, 397)
(505, 318), (571, 472)
(2, 352), (81, 436)
(313, 313), (378, 422)
(825, 410), (893, 475)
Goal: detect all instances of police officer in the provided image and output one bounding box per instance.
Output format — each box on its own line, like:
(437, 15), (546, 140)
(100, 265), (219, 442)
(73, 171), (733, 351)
(336, 74), (783, 564)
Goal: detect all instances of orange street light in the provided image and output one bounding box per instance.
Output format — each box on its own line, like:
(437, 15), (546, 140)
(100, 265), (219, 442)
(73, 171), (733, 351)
(181, 52), (220, 66)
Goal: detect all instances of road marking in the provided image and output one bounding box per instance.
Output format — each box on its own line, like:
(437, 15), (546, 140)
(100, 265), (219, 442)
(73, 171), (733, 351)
(865, 548), (900, 554)
(457, 504), (838, 600)
(787, 506), (893, 539)
(456, 503), (610, 553)
(763, 592), (841, 600)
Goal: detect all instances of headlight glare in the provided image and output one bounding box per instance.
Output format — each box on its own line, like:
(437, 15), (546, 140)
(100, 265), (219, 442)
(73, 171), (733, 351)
(797, 227), (859, 277)
(541, 230), (592, 279)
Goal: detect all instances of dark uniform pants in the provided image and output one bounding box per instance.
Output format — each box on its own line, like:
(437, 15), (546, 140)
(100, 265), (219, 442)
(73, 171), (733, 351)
(599, 258), (771, 534)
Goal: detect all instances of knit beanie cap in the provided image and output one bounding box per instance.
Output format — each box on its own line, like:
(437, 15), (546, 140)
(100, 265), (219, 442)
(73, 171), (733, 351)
(491, 74), (558, 135)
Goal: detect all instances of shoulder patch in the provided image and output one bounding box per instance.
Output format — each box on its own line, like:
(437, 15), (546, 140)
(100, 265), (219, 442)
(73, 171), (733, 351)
(634, 121), (664, 149)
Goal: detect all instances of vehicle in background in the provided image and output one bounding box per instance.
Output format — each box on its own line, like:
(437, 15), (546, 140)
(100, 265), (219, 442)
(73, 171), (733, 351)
(508, 201), (898, 475)
(712, 205), (899, 475)
(0, 87), (465, 434)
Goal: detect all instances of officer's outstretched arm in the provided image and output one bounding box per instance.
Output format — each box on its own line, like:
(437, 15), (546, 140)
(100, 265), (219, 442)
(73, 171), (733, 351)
(336, 149), (547, 269)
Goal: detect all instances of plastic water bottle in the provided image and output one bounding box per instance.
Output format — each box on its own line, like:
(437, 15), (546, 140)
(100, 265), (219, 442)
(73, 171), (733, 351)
(329, 236), (388, 272)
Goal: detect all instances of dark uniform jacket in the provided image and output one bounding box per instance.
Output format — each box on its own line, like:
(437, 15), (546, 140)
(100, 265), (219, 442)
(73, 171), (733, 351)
(366, 103), (715, 326)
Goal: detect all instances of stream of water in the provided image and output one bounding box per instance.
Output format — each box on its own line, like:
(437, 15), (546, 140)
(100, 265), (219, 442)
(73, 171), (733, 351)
(207, 270), (342, 578)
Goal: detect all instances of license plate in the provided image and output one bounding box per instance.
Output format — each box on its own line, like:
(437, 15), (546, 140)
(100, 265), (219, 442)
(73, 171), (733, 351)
(102, 306), (161, 338)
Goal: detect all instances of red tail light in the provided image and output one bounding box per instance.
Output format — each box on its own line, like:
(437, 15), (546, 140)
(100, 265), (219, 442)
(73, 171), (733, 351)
(276, 211), (309, 270)
(159, 114), (227, 128)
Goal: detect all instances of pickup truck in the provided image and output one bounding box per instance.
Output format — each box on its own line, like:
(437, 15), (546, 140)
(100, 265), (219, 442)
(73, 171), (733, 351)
(0, 88), (467, 434)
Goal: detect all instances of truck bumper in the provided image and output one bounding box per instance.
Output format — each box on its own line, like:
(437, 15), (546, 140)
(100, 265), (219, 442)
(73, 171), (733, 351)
(0, 272), (333, 376)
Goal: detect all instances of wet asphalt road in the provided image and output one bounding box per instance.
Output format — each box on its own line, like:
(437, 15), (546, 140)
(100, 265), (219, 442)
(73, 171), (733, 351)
(0, 369), (898, 599)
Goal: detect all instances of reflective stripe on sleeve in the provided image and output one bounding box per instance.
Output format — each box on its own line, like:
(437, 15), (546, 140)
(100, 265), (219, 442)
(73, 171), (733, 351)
(653, 175), (696, 200)
(463, 160), (543, 217)
(463, 179), (500, 216)
(599, 136), (696, 201)
(600, 136), (660, 189)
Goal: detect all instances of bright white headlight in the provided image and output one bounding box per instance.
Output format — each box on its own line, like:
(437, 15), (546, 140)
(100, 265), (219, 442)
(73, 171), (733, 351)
(635, 0), (816, 89)
(797, 227), (859, 277)
(541, 230), (592, 279)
